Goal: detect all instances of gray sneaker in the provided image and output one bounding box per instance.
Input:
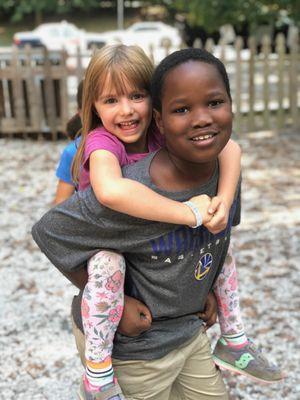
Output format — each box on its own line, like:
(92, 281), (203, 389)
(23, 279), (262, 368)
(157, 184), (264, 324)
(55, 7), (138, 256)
(213, 338), (283, 383)
(77, 376), (125, 400)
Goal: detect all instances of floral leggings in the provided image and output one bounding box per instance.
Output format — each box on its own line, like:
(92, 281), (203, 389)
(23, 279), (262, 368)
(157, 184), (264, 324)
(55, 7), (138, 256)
(82, 245), (243, 363)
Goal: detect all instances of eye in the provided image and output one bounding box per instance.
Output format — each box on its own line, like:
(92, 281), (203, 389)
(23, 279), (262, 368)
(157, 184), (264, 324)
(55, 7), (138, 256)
(173, 106), (189, 114)
(131, 92), (146, 101)
(104, 97), (117, 104)
(209, 99), (225, 107)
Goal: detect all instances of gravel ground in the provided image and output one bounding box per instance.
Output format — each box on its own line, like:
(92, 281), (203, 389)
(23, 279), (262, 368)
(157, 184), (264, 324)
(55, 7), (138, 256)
(0, 129), (299, 400)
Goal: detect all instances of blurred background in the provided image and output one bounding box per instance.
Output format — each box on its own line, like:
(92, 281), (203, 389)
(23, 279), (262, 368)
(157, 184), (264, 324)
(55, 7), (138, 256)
(0, 0), (299, 47)
(0, 2), (299, 400)
(0, 0), (299, 138)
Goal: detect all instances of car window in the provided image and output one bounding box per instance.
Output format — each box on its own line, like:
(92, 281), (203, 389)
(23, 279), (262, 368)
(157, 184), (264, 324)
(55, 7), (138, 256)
(133, 27), (158, 32)
(63, 26), (78, 38)
(47, 27), (61, 38)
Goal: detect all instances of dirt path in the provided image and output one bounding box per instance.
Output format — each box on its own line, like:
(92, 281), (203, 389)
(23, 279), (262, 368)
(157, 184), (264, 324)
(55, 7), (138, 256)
(0, 129), (299, 399)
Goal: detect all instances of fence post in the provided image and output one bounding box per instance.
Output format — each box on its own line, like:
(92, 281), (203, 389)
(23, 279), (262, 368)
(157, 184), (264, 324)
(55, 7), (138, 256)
(0, 68), (4, 127)
(43, 47), (57, 140)
(234, 37), (243, 134)
(75, 45), (84, 82)
(24, 45), (42, 134)
(161, 38), (172, 57)
(180, 40), (188, 50)
(289, 33), (299, 129)
(262, 35), (271, 129)
(218, 38), (227, 63)
(275, 34), (286, 129)
(247, 36), (256, 132)
(148, 44), (155, 64)
(11, 46), (26, 135)
(204, 38), (214, 54)
(60, 49), (69, 134)
(193, 38), (203, 49)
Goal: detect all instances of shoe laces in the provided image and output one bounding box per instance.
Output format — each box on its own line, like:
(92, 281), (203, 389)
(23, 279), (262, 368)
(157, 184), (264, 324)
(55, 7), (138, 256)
(247, 339), (277, 368)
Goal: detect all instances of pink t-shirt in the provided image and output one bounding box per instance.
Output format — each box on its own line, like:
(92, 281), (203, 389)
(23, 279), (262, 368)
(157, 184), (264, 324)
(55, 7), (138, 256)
(79, 125), (164, 190)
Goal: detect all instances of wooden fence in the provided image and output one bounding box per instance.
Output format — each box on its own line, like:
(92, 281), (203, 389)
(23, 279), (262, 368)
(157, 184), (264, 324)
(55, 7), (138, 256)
(0, 33), (299, 139)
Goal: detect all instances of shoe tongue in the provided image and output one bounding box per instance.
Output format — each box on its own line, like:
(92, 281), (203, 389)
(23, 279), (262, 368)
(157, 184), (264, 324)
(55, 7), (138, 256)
(220, 337), (228, 345)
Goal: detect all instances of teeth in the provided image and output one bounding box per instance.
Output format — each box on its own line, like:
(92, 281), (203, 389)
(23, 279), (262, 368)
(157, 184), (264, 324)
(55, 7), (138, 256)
(192, 134), (214, 141)
(119, 121), (136, 127)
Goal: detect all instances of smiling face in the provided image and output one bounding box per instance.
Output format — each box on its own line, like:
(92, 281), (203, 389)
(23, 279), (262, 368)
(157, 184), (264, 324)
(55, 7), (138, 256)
(154, 60), (232, 166)
(94, 74), (152, 153)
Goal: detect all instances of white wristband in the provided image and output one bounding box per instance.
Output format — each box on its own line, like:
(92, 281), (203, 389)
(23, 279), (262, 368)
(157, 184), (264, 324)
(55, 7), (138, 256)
(184, 201), (203, 228)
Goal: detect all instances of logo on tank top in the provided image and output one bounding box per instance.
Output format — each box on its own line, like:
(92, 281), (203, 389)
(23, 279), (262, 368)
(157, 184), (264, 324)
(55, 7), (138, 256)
(194, 253), (213, 281)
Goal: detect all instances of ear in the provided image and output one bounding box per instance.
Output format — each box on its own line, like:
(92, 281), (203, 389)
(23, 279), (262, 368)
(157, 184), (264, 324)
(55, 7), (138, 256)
(153, 109), (165, 135)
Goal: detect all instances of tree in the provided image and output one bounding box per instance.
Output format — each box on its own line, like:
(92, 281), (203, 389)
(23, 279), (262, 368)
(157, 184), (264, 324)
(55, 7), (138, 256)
(149, 0), (300, 32)
(0, 0), (100, 24)
(1, 0), (299, 31)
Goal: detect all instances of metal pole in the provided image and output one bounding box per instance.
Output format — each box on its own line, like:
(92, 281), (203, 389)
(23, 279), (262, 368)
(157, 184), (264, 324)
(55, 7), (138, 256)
(117, 0), (124, 30)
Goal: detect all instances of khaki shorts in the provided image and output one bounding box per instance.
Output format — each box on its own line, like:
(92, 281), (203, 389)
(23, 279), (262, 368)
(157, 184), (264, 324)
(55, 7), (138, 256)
(72, 317), (228, 400)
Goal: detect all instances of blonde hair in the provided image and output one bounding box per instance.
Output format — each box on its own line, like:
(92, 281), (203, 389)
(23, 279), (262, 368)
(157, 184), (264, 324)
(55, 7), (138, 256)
(72, 44), (154, 185)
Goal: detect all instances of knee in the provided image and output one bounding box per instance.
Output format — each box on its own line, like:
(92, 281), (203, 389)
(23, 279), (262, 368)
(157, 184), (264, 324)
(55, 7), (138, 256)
(88, 250), (126, 275)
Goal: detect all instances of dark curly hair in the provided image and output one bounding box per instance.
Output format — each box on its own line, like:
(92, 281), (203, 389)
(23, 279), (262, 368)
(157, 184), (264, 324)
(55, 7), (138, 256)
(151, 48), (231, 112)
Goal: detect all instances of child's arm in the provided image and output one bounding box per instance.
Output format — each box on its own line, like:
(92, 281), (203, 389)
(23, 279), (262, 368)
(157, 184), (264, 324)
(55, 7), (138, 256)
(90, 150), (212, 226)
(54, 180), (75, 205)
(54, 140), (77, 205)
(205, 139), (241, 234)
(218, 139), (241, 208)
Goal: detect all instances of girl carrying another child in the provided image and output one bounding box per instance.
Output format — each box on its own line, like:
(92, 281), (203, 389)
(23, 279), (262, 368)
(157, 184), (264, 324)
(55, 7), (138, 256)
(54, 45), (283, 399)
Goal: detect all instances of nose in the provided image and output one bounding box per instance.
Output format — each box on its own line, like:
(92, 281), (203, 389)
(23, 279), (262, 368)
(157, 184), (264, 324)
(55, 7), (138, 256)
(119, 98), (134, 116)
(192, 107), (213, 128)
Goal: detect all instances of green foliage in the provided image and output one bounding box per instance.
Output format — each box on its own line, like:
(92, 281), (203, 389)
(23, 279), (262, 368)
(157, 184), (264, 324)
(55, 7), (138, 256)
(0, 0), (101, 22)
(150, 0), (300, 31)
(2, 0), (52, 21)
(1, 0), (299, 28)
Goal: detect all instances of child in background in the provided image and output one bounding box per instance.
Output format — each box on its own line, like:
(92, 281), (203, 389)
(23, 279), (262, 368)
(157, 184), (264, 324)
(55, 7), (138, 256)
(54, 81), (83, 205)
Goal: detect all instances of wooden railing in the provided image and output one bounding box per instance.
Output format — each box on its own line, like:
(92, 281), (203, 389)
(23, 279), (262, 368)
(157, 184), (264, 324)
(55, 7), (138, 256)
(0, 33), (299, 139)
